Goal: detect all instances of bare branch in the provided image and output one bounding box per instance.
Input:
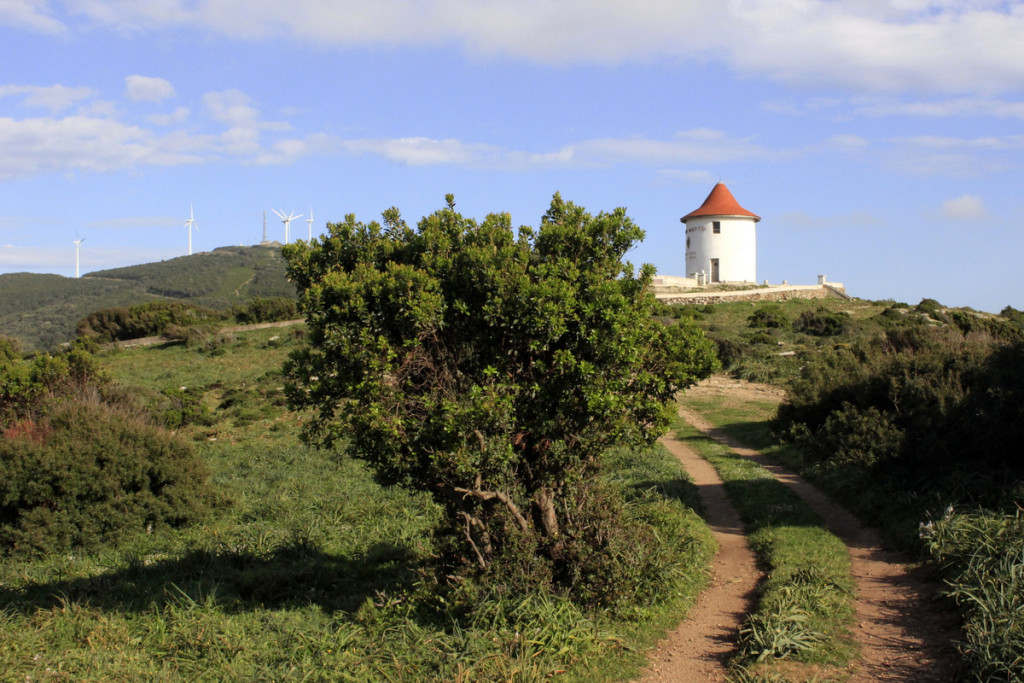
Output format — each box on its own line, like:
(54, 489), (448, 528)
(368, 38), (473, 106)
(453, 480), (530, 533)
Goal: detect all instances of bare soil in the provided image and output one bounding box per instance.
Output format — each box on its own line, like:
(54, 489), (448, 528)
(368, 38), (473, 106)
(635, 377), (960, 682)
(636, 433), (760, 682)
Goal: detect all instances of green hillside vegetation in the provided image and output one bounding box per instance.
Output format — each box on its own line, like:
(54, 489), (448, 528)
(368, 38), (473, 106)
(0, 324), (717, 681)
(0, 245), (293, 352)
(657, 295), (1024, 384)
(662, 295), (1024, 679)
(88, 244), (294, 304)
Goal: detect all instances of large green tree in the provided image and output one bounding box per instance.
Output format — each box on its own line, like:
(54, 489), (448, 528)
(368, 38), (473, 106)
(282, 194), (716, 589)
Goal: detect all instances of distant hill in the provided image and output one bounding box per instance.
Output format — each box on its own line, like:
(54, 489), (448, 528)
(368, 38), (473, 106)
(0, 245), (293, 352)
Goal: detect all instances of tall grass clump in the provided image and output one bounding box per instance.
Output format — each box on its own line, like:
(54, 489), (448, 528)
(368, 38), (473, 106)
(922, 511), (1024, 681)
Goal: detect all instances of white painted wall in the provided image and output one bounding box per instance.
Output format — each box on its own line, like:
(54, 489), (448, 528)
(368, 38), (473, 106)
(684, 216), (757, 282)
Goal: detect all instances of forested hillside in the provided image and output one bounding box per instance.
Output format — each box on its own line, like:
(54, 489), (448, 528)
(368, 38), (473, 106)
(0, 245), (292, 351)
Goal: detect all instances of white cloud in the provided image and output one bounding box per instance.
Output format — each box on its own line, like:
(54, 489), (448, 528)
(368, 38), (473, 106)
(828, 134), (870, 149)
(148, 106), (189, 126)
(854, 97), (1024, 118)
(0, 0), (67, 34)
(124, 75), (175, 102)
(339, 129), (778, 170)
(0, 115), (204, 179)
(881, 135), (1020, 176)
(941, 194), (987, 219)
(344, 137), (500, 167)
(38, 1), (1024, 95)
(202, 90), (289, 131)
(0, 84), (96, 112)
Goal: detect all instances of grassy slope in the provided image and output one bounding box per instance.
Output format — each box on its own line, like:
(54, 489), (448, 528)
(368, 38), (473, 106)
(0, 245), (292, 352)
(0, 324), (716, 682)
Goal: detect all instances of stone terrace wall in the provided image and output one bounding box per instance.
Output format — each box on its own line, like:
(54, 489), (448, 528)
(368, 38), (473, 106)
(654, 283), (849, 306)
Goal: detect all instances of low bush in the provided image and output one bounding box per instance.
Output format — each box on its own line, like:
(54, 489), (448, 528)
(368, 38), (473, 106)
(915, 298), (946, 321)
(792, 307), (849, 337)
(748, 303), (789, 329)
(232, 297), (299, 325)
(77, 302), (227, 343)
(0, 400), (208, 556)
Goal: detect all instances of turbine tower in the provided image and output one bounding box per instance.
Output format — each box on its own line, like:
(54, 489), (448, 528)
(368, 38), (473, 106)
(184, 204), (199, 255)
(272, 209), (301, 244)
(73, 234), (86, 279)
(306, 207), (314, 241)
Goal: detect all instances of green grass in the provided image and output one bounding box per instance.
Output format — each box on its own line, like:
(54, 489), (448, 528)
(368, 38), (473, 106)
(672, 401), (857, 681)
(0, 324), (717, 681)
(923, 511), (1024, 681)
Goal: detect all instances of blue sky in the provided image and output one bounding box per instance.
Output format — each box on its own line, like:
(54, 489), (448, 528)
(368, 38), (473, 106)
(2, 1), (1023, 312)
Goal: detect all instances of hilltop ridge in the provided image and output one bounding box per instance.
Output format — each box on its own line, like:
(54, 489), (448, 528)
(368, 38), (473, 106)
(0, 245), (293, 351)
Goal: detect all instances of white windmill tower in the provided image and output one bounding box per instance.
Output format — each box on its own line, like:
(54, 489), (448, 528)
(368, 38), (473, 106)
(681, 182), (760, 284)
(272, 209), (301, 244)
(306, 207), (314, 241)
(73, 233), (86, 279)
(184, 204), (199, 255)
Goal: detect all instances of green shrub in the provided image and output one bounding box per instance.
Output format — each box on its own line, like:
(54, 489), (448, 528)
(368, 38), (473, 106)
(745, 330), (777, 345)
(711, 336), (748, 369)
(792, 307), (849, 337)
(160, 386), (216, 429)
(748, 303), (789, 329)
(793, 403), (904, 492)
(77, 302), (227, 343)
(0, 400), (208, 556)
(232, 297), (299, 325)
(874, 305), (922, 330)
(915, 298), (947, 323)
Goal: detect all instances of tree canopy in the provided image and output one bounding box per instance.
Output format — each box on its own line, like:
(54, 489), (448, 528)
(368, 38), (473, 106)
(282, 194), (717, 597)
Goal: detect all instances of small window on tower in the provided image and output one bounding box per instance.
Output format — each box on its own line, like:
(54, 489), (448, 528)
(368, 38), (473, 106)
(713, 221), (721, 234)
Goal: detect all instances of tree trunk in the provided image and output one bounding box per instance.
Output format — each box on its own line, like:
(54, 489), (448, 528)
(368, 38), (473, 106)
(533, 488), (559, 538)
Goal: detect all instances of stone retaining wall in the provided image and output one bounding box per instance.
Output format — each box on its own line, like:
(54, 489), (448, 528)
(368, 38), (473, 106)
(654, 283), (849, 306)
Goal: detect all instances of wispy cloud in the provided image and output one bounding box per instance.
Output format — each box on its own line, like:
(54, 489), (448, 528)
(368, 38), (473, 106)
(12, 1), (1024, 95)
(0, 0), (67, 34)
(941, 194), (988, 219)
(0, 84), (97, 112)
(124, 75), (175, 103)
(853, 97), (1024, 119)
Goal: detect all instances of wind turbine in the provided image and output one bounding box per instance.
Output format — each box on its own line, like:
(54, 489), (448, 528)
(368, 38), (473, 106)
(306, 207), (314, 241)
(73, 233), (86, 279)
(184, 204), (199, 255)
(272, 209), (301, 244)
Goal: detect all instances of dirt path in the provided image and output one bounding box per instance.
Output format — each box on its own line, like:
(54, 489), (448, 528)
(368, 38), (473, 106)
(635, 432), (761, 682)
(671, 377), (961, 681)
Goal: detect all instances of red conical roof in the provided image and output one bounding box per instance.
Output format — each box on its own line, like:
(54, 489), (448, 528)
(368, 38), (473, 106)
(682, 183), (760, 222)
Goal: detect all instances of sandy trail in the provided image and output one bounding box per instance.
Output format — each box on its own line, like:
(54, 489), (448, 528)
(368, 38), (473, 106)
(678, 403), (959, 681)
(635, 432), (760, 682)
(638, 377), (960, 681)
